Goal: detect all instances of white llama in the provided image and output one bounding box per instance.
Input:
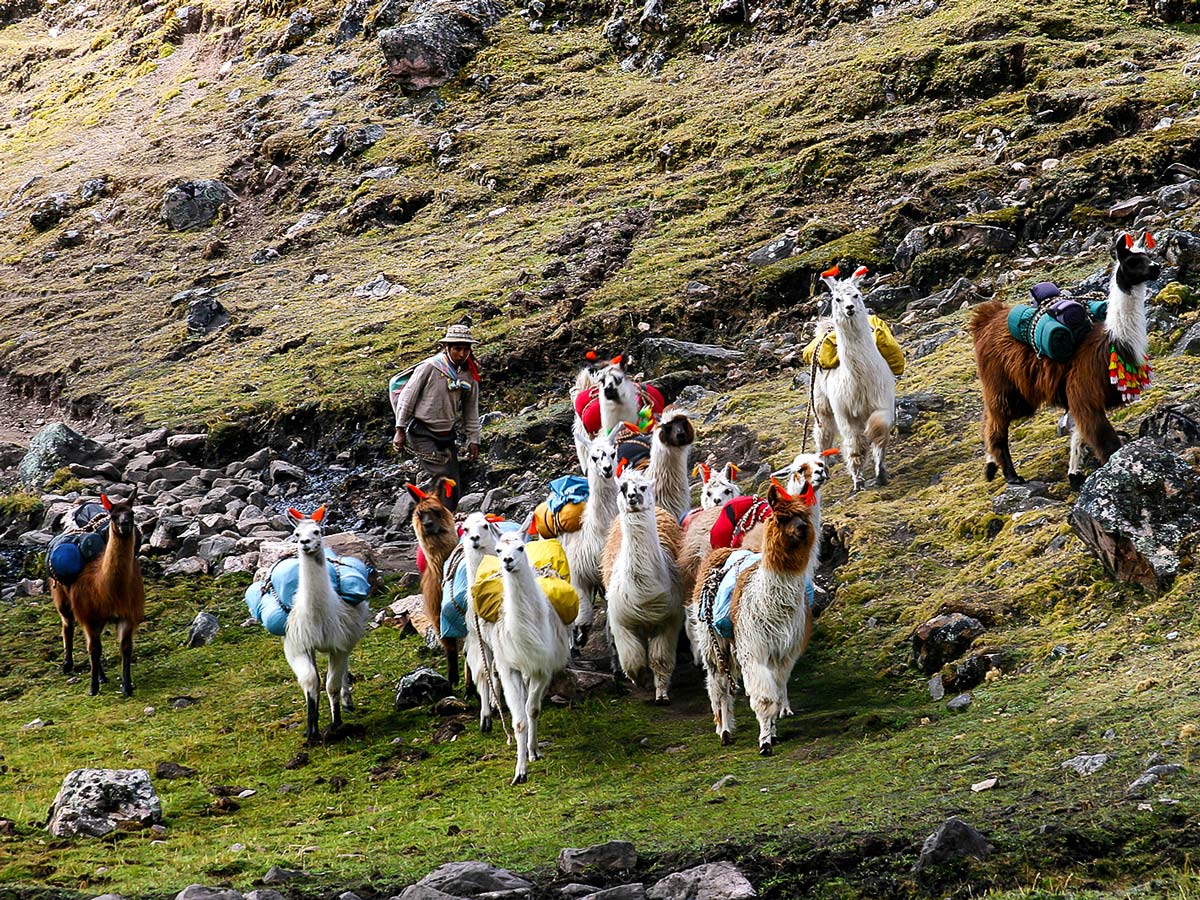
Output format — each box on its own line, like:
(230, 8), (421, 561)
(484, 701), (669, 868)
(696, 461), (742, 510)
(491, 532), (572, 785)
(601, 469), (685, 704)
(812, 266), (896, 491)
(644, 409), (695, 523)
(460, 512), (505, 733)
(283, 506), (371, 743)
(571, 354), (640, 471)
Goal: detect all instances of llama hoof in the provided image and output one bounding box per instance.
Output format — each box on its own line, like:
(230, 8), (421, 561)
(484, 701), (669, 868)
(62, 660), (74, 675)
(984, 462), (998, 481)
(511, 773), (527, 786)
(875, 472), (889, 487)
(121, 683), (134, 698)
(480, 717), (492, 734)
(758, 742), (773, 757)
(88, 684), (100, 697)
(720, 731), (734, 746)
(97, 671), (109, 685)
(1004, 474), (1026, 485)
(654, 695), (671, 706)
(1069, 472), (1085, 490)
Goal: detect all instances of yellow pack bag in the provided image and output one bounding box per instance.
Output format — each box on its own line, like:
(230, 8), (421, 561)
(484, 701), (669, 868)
(471, 539), (579, 627)
(801, 316), (905, 376)
(532, 500), (586, 538)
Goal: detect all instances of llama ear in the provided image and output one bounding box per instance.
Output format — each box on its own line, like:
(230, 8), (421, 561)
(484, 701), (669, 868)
(100, 493), (112, 511)
(405, 483), (427, 501)
(127, 484), (139, 504)
(850, 265), (869, 284)
(1143, 232), (1157, 250)
(726, 463), (740, 481)
(800, 483), (818, 507)
(287, 507), (305, 523)
(611, 354), (623, 366)
(821, 447), (840, 457)
(692, 462), (711, 482)
(1116, 232), (1134, 258)
(768, 477), (794, 504)
(311, 505), (326, 523)
(820, 264), (840, 291)
(616, 458), (628, 478)
(441, 478), (457, 501)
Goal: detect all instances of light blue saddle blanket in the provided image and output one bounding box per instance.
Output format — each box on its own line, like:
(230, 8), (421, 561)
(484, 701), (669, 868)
(245, 549), (371, 637)
(712, 550), (815, 640)
(440, 520), (525, 640)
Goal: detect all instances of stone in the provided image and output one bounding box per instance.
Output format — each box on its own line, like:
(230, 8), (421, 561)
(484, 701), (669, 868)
(558, 840), (638, 875)
(334, 0), (370, 43)
(175, 887), (244, 900)
(910, 613), (985, 674)
(558, 887), (602, 899)
(711, 0), (744, 22)
(263, 53), (299, 80)
(186, 611), (220, 647)
(57, 229), (85, 249)
(263, 866), (304, 884)
(247, 892), (287, 900)
(947, 693), (972, 711)
(895, 221), (1017, 274)
(746, 236), (795, 267)
(1139, 403), (1200, 450)
(316, 125), (347, 162)
(1174, 322), (1200, 356)
(197, 534), (238, 563)
(281, 8), (314, 49)
(161, 180), (237, 231)
(1061, 753), (1109, 776)
(18, 423), (107, 488)
(641, 338), (745, 369)
(346, 124), (386, 155)
(588, 887), (645, 900)
(47, 769), (163, 837)
(894, 392), (946, 435)
(912, 817), (993, 872)
(395, 888), (461, 900)
(354, 273), (402, 298)
(991, 481), (1061, 515)
(394, 667), (454, 709)
(379, 0), (508, 91)
(155, 761), (197, 779)
(646, 862), (754, 900)
(1069, 439), (1200, 592)
(268, 460), (306, 483)
(415, 860), (533, 896)
(165, 557), (209, 576)
(30, 193), (71, 231)
(79, 177), (109, 202)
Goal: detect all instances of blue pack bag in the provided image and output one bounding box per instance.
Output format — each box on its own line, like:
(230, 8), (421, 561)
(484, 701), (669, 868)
(711, 551), (815, 639)
(440, 520), (525, 640)
(244, 549), (372, 636)
(546, 475), (590, 513)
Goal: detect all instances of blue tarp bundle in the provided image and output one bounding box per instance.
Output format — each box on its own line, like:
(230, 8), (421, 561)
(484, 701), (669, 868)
(546, 475), (589, 513)
(440, 520), (524, 640)
(712, 550), (815, 640)
(245, 550), (371, 637)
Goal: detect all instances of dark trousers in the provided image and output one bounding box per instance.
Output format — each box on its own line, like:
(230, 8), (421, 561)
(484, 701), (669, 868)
(408, 423), (463, 511)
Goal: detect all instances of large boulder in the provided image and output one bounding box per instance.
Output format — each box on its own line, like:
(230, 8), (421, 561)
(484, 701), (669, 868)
(912, 817), (993, 872)
(558, 840), (638, 875)
(414, 860), (532, 896)
(160, 180), (238, 231)
(910, 613), (985, 674)
(18, 423), (107, 487)
(647, 862), (755, 900)
(47, 769), (163, 837)
(1138, 402), (1200, 451)
(1069, 438), (1200, 592)
(378, 0), (507, 91)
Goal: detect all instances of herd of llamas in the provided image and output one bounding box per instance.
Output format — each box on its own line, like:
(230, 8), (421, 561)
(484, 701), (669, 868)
(44, 232), (1162, 784)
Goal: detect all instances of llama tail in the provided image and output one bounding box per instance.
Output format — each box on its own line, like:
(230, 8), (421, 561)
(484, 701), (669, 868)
(866, 410), (891, 444)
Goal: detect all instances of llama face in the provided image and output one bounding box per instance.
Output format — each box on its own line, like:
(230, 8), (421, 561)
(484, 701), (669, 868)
(1114, 232), (1161, 293)
(821, 266), (870, 322)
(701, 467), (740, 508)
(588, 437), (619, 479)
(599, 363), (629, 402)
(463, 512), (500, 554)
(293, 518), (324, 556)
(771, 505), (812, 552)
(495, 533), (528, 574)
(618, 472), (656, 513)
(657, 410), (695, 448)
(777, 453), (830, 496)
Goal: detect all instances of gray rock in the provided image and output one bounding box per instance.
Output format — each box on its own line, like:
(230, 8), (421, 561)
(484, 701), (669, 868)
(992, 481), (1061, 515)
(558, 840), (638, 875)
(395, 887), (463, 900)
(186, 611), (220, 647)
(895, 221), (1017, 275)
(176, 887), (244, 900)
(79, 178), (109, 202)
(558, 887), (601, 899)
(281, 8), (314, 49)
(268, 460), (306, 484)
(647, 862), (754, 900)
(1061, 753), (1109, 776)
(317, 125), (347, 162)
(167, 433), (208, 454)
(379, 0), (507, 91)
(30, 193), (71, 231)
(161, 180), (237, 231)
(1069, 438), (1200, 592)
(389, 493), (417, 529)
(928, 673), (944, 700)
(47, 768), (163, 837)
(165, 557), (209, 576)
(894, 392), (946, 435)
(1173, 322), (1200, 356)
(415, 860), (532, 896)
(346, 124), (386, 155)
(912, 817), (992, 872)
(910, 613), (985, 674)
(187, 292), (230, 334)
(906, 329), (958, 360)
(1139, 402), (1200, 451)
(18, 423), (107, 488)
(641, 338), (744, 369)
(481, 487), (509, 514)
(394, 667), (454, 709)
(263, 866), (305, 884)
(334, 0), (370, 43)
(16, 578), (45, 596)
(587, 887), (645, 900)
(946, 693), (972, 711)
(57, 229), (86, 249)
(457, 492), (485, 514)
(746, 236), (795, 267)
(263, 53), (299, 80)
(710, 774), (739, 790)
(865, 284), (917, 311)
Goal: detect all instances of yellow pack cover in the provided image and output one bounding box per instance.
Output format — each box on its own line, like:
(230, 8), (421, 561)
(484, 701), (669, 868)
(532, 500), (586, 538)
(802, 316), (905, 376)
(471, 539), (579, 627)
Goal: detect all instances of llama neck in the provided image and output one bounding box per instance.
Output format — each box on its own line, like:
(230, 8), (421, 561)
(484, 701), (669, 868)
(834, 312), (876, 355)
(100, 533), (135, 579)
(500, 562), (544, 628)
(295, 548), (335, 610)
(1105, 271), (1149, 362)
(465, 544), (491, 582)
(647, 441), (689, 519)
(585, 472), (618, 534)
(621, 507), (661, 553)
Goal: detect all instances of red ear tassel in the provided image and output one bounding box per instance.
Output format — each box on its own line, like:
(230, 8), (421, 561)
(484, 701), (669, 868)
(287, 506), (304, 519)
(611, 354), (623, 366)
(1125, 234), (1135, 249)
(1145, 232), (1157, 250)
(616, 458), (628, 477)
(821, 447), (840, 457)
(406, 483), (428, 500)
(101, 494), (113, 511)
(443, 478), (457, 499)
(311, 505), (326, 523)
(585, 350), (597, 361)
(853, 265), (868, 277)
(800, 484), (817, 507)
(728, 464), (740, 481)
(769, 477), (794, 502)
(693, 463), (711, 482)
(821, 265), (840, 279)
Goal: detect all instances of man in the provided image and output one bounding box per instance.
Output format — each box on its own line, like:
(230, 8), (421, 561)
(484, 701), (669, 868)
(392, 322), (481, 511)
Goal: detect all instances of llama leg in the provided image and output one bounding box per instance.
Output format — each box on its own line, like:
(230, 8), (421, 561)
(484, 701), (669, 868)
(648, 622), (680, 705)
(466, 635), (493, 732)
(526, 675), (550, 762)
(571, 574), (594, 652)
(866, 410), (891, 487)
(1068, 425), (1087, 489)
(740, 658), (781, 755)
(703, 643), (736, 744)
(56, 595), (75, 675)
(326, 649), (351, 730)
(116, 619), (136, 698)
(1066, 382), (1121, 474)
(610, 619), (648, 684)
(982, 402), (1021, 483)
(286, 643), (322, 743)
(443, 637), (460, 686)
(843, 429), (868, 492)
(83, 623), (103, 696)
(498, 666), (530, 785)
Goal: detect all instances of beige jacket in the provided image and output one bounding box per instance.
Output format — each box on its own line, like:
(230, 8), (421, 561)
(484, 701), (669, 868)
(394, 352), (481, 443)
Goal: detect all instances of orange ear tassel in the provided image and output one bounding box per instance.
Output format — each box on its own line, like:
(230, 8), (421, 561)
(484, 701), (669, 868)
(101, 494), (113, 511)
(728, 464), (740, 481)
(611, 354), (623, 366)
(821, 265), (840, 279)
(1125, 234), (1135, 249)
(853, 265), (868, 277)
(616, 458), (628, 477)
(1145, 232), (1157, 250)
(769, 477), (794, 501)
(693, 462), (711, 482)
(406, 483), (428, 500)
(311, 505), (326, 523)
(442, 478), (457, 500)
(821, 448), (840, 457)
(585, 349), (597, 361)
(287, 506), (304, 519)
(800, 484), (817, 507)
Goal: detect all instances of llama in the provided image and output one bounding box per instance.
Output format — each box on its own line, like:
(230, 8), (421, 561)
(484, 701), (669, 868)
(692, 480), (819, 754)
(408, 478), (461, 683)
(51, 489), (145, 697)
(558, 433), (620, 649)
(459, 512), (505, 732)
(572, 353), (640, 470)
(970, 232), (1161, 486)
(601, 468), (685, 703)
(644, 409), (696, 523)
(490, 532), (572, 784)
(695, 461), (741, 510)
(812, 266), (896, 492)
(283, 505), (372, 743)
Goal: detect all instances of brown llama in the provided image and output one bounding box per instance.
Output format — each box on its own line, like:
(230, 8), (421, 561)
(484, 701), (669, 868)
(51, 489), (145, 697)
(969, 232), (1161, 487)
(407, 477), (462, 684)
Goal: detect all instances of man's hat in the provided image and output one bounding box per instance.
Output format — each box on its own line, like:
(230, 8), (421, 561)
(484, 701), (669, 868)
(440, 323), (478, 345)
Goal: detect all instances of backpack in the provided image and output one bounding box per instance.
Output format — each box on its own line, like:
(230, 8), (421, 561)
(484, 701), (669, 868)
(244, 550), (372, 637)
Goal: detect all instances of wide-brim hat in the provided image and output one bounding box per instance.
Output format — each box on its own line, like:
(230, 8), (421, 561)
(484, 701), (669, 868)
(440, 323), (478, 345)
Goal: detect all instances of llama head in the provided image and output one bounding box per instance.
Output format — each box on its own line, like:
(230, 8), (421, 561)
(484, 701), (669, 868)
(774, 449), (837, 497)
(821, 264), (870, 322)
(100, 486), (139, 539)
(495, 531), (531, 574)
(287, 505), (327, 556)
(407, 478), (456, 540)
(656, 409), (695, 449)
(590, 353), (634, 402)
(696, 461), (741, 509)
(462, 512), (502, 554)
(587, 434), (619, 479)
(617, 467), (656, 514)
(1113, 232), (1161, 294)
(764, 481), (816, 561)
